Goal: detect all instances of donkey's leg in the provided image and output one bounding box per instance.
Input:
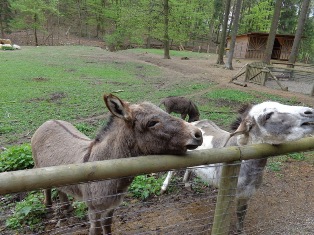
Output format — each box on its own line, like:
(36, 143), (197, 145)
(161, 171), (174, 194)
(181, 113), (187, 120)
(101, 209), (114, 235)
(236, 198), (248, 234)
(44, 189), (54, 214)
(88, 208), (102, 235)
(44, 189), (53, 207)
(183, 169), (192, 189)
(58, 191), (73, 213)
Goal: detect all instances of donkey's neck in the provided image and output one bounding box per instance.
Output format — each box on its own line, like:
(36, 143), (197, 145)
(89, 118), (139, 161)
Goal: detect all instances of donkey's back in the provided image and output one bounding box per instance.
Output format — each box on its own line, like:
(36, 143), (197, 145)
(159, 96), (200, 122)
(32, 120), (92, 167)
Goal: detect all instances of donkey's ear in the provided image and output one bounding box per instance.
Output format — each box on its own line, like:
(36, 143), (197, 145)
(104, 94), (132, 121)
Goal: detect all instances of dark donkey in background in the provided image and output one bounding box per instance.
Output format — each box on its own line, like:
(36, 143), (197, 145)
(31, 94), (203, 235)
(159, 96), (200, 122)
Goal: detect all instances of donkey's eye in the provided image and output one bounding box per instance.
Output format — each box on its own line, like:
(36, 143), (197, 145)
(147, 120), (159, 128)
(265, 112), (273, 120)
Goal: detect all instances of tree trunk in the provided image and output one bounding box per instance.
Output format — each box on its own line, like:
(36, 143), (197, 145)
(34, 14), (39, 46)
(227, 0), (236, 39)
(262, 0), (283, 64)
(76, 0), (83, 45)
(0, 17), (4, 38)
(216, 0), (232, 65)
(288, 0), (310, 65)
(163, 0), (170, 59)
(0, 0), (9, 38)
(225, 0), (242, 70)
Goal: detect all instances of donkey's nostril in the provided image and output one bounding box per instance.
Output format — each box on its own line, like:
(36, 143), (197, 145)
(194, 129), (202, 140)
(304, 110), (313, 115)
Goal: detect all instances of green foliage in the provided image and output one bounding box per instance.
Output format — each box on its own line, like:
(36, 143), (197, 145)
(128, 175), (165, 200)
(239, 0), (274, 33)
(0, 144), (34, 172)
(287, 152), (305, 161)
(191, 176), (209, 194)
(267, 161), (283, 172)
(6, 192), (45, 231)
(206, 89), (256, 103)
(9, 0), (58, 32)
(278, 0), (298, 34)
(73, 201), (88, 219)
(74, 123), (94, 137)
(1, 45), (14, 50)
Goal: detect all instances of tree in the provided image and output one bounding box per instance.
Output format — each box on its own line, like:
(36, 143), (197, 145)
(277, 0), (299, 34)
(239, 0), (274, 34)
(0, 0), (12, 38)
(208, 0), (224, 47)
(163, 0), (170, 59)
(9, 0), (58, 45)
(216, 0), (232, 65)
(225, 0), (242, 70)
(262, 0), (283, 64)
(288, 0), (311, 65)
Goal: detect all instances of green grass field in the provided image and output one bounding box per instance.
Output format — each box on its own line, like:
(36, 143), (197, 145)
(0, 46), (294, 145)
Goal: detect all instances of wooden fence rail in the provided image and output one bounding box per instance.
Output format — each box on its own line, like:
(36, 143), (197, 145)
(1, 137), (314, 235)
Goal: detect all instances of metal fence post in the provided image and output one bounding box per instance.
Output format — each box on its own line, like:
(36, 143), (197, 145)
(211, 162), (241, 235)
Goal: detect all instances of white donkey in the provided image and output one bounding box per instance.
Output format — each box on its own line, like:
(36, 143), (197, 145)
(161, 101), (314, 234)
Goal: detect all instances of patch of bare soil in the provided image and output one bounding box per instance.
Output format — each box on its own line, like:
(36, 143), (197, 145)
(28, 92), (67, 103)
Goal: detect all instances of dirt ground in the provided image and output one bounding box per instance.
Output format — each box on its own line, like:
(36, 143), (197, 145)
(2, 47), (314, 235)
(52, 51), (314, 234)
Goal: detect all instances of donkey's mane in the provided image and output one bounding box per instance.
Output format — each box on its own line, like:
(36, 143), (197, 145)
(94, 115), (115, 143)
(190, 101), (200, 114)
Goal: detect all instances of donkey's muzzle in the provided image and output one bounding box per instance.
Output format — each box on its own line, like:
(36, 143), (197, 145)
(186, 129), (203, 150)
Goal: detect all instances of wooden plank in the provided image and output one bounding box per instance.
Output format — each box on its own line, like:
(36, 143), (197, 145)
(267, 65), (314, 74)
(2, 137), (314, 195)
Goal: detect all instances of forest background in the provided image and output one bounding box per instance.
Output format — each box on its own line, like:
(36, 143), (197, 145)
(0, 0), (313, 63)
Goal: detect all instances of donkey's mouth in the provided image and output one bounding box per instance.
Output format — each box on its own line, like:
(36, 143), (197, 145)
(301, 122), (314, 126)
(186, 144), (200, 150)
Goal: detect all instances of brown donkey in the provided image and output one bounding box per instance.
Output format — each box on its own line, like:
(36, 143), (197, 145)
(159, 96), (200, 122)
(31, 94), (202, 235)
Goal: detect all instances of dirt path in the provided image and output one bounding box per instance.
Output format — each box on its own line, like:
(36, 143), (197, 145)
(130, 51), (314, 106)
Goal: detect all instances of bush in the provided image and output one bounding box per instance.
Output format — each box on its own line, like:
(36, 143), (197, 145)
(1, 45), (14, 50)
(73, 201), (88, 219)
(6, 192), (46, 231)
(0, 144), (34, 172)
(128, 175), (164, 200)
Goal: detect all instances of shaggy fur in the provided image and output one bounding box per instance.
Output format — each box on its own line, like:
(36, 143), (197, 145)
(159, 96), (200, 122)
(32, 94), (203, 235)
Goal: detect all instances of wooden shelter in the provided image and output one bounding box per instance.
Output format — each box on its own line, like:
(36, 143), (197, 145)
(227, 32), (295, 60)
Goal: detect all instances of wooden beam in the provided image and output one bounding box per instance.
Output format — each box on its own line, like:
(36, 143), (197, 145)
(1, 137), (314, 195)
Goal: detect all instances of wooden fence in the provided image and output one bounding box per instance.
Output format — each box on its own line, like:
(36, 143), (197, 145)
(231, 61), (314, 94)
(1, 137), (314, 235)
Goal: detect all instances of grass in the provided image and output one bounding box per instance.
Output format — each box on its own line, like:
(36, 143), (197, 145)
(0, 46), (158, 143)
(129, 48), (214, 59)
(0, 46), (296, 145)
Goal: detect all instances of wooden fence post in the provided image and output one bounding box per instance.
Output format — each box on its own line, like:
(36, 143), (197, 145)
(211, 162), (241, 235)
